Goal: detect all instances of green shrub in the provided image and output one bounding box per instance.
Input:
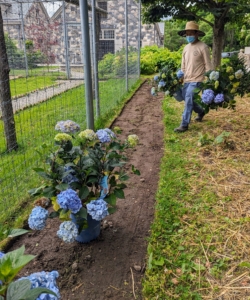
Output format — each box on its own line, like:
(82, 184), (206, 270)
(140, 45), (182, 75)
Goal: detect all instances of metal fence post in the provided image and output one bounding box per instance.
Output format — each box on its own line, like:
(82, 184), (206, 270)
(20, 3), (28, 77)
(138, 0), (141, 78)
(91, 0), (100, 117)
(62, 0), (71, 79)
(125, 0), (128, 91)
(79, 0), (94, 130)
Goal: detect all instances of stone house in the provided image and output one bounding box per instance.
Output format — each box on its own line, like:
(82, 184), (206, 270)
(2, 0), (164, 65)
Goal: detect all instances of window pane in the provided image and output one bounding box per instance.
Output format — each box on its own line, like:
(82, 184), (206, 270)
(98, 2), (107, 10)
(104, 30), (114, 39)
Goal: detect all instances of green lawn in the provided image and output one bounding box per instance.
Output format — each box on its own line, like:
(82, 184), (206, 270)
(9, 66), (62, 77)
(10, 76), (60, 97)
(0, 77), (142, 241)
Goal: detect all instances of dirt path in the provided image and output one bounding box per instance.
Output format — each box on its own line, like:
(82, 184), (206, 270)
(7, 81), (164, 300)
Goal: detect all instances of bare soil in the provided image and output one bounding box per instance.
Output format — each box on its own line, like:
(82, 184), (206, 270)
(7, 80), (164, 300)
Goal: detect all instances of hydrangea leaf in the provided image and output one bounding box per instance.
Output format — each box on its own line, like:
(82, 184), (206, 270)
(6, 279), (31, 300)
(105, 194), (117, 206)
(7, 229), (29, 238)
(59, 209), (71, 221)
(76, 207), (88, 220)
(114, 188), (125, 199)
(55, 183), (69, 191)
(79, 186), (89, 200)
(22, 287), (57, 300)
(108, 207), (116, 214)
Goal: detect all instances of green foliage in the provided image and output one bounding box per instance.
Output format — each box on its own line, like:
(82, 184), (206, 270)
(98, 47), (138, 79)
(4, 35), (45, 70)
(0, 246), (56, 299)
(197, 132), (231, 147)
(140, 45), (182, 75)
(214, 131), (231, 144)
(152, 60), (183, 96)
(141, 0), (250, 66)
(164, 20), (187, 51)
(197, 133), (213, 146)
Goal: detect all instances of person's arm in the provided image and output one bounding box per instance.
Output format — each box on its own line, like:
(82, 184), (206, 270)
(203, 46), (213, 72)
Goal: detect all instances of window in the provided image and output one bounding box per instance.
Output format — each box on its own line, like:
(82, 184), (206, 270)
(100, 30), (114, 40)
(98, 2), (107, 20)
(98, 2), (107, 11)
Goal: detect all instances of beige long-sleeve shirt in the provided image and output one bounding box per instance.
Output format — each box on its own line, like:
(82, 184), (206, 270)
(181, 40), (212, 83)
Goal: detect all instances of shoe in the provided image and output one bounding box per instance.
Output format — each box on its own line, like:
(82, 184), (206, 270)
(174, 126), (188, 132)
(195, 111), (205, 122)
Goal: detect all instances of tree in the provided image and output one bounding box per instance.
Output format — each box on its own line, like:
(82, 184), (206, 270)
(0, 6), (18, 151)
(141, 0), (250, 68)
(25, 3), (59, 65)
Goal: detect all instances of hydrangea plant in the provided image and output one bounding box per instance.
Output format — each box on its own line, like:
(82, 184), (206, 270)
(0, 246), (58, 300)
(152, 60), (183, 97)
(193, 56), (250, 114)
(28, 122), (140, 243)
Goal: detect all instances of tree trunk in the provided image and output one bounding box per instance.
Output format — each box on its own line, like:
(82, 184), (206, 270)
(0, 7), (18, 151)
(212, 17), (225, 69)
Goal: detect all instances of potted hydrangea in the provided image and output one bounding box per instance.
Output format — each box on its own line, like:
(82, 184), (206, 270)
(28, 120), (140, 243)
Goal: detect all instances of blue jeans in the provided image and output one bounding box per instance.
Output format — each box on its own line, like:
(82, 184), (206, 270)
(181, 82), (204, 127)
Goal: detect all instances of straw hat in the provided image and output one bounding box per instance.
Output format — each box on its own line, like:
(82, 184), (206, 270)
(178, 21), (205, 37)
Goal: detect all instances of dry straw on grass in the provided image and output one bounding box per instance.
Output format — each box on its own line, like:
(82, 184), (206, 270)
(171, 95), (250, 299)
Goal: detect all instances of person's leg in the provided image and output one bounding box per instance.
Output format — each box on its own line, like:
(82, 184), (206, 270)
(181, 82), (197, 127)
(174, 83), (190, 132)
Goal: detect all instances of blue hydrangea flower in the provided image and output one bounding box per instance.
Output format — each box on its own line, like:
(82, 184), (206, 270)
(55, 120), (80, 134)
(57, 189), (82, 213)
(214, 93), (224, 103)
(209, 71), (219, 81)
(151, 87), (156, 96)
(62, 166), (79, 185)
(177, 70), (184, 79)
(96, 129), (111, 143)
(87, 199), (109, 221)
(154, 75), (159, 81)
(158, 80), (166, 89)
(18, 271), (60, 300)
(201, 89), (214, 104)
(57, 221), (78, 243)
(104, 128), (116, 139)
(28, 206), (48, 230)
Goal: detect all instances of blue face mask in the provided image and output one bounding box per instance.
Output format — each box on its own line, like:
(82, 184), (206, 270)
(186, 36), (196, 43)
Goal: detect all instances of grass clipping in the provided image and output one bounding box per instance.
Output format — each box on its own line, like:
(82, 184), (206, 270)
(194, 96), (250, 299)
(143, 95), (250, 300)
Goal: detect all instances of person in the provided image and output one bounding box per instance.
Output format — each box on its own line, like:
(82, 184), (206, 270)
(174, 21), (213, 133)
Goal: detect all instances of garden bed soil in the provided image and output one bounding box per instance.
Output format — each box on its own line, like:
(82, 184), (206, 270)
(7, 80), (165, 299)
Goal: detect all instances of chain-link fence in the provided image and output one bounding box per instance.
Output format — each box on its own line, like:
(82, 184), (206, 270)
(0, 0), (144, 235)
